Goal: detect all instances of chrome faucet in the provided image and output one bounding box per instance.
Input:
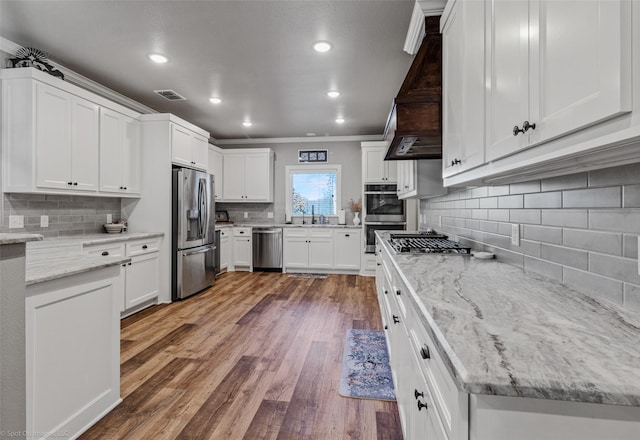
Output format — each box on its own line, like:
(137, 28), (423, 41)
(311, 205), (315, 224)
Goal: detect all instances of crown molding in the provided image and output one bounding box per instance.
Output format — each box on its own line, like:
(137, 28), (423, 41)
(403, 0), (446, 55)
(214, 134), (383, 146)
(0, 37), (157, 115)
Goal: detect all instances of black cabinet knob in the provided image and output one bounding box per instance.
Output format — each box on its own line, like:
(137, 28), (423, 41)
(73, 182), (78, 186)
(414, 389), (424, 400)
(392, 315), (400, 324)
(396, 289), (401, 296)
(345, 234), (350, 237)
(101, 251), (109, 256)
(384, 325), (388, 330)
(513, 125), (524, 136)
(420, 344), (430, 360)
(142, 245), (148, 249)
(451, 158), (462, 166)
(417, 400), (428, 411)
(67, 182), (73, 185)
(522, 120), (536, 132)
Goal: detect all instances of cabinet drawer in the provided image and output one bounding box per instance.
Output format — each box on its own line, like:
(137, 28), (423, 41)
(406, 300), (462, 437)
(283, 228), (307, 238)
(309, 229), (332, 239)
(233, 227), (251, 237)
(219, 228), (230, 237)
(126, 238), (161, 257)
(83, 243), (125, 257)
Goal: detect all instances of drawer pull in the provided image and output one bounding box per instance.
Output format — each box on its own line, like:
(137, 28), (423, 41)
(414, 389), (424, 400)
(384, 325), (388, 330)
(142, 245), (148, 249)
(396, 289), (401, 296)
(392, 315), (400, 324)
(384, 289), (388, 295)
(239, 231), (244, 234)
(101, 251), (109, 256)
(345, 234), (350, 237)
(420, 344), (430, 360)
(417, 400), (428, 411)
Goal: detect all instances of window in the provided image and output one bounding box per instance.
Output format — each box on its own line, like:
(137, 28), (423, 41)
(286, 165), (341, 216)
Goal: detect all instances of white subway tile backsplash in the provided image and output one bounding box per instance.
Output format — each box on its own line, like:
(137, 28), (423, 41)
(479, 197), (498, 209)
(523, 225), (563, 245)
(562, 187), (621, 208)
(589, 253), (640, 285)
(622, 234), (638, 259)
(524, 192), (562, 208)
(541, 209), (588, 228)
(541, 173), (588, 192)
(589, 210), (640, 234)
(563, 267), (624, 305)
(509, 209), (541, 225)
(488, 209), (510, 222)
(519, 239), (542, 258)
(524, 256), (563, 281)
(541, 244), (589, 270)
(488, 185), (510, 196)
(471, 187), (489, 198)
(498, 195), (524, 209)
(562, 229), (622, 256)
(589, 162), (640, 187)
(510, 181), (541, 194)
(622, 184), (640, 208)
(623, 283), (640, 311)
(465, 198), (480, 209)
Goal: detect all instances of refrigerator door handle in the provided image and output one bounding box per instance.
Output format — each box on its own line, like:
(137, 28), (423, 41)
(200, 178), (208, 240)
(182, 245), (215, 257)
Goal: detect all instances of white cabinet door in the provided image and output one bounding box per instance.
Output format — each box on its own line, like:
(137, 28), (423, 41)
(233, 237), (252, 267)
(209, 147), (224, 200)
(385, 159), (397, 183)
(125, 253), (159, 309)
(222, 154), (245, 201)
(171, 124), (194, 167)
(283, 236), (309, 269)
(308, 231), (333, 269)
(486, 0), (530, 161)
(443, 0), (486, 178)
(35, 82), (73, 189)
(244, 153), (269, 201)
(70, 98), (100, 191)
(220, 231), (230, 270)
(191, 134), (209, 170)
(121, 115), (141, 194)
(363, 147), (386, 183)
(333, 230), (361, 270)
(99, 108), (123, 193)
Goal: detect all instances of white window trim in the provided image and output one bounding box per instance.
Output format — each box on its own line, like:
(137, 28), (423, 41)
(285, 164), (342, 217)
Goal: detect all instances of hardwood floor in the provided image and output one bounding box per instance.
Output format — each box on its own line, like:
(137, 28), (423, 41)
(80, 272), (403, 440)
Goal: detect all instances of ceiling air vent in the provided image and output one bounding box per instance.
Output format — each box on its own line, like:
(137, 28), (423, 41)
(153, 89), (187, 101)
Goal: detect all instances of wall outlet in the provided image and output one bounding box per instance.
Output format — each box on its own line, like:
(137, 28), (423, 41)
(9, 215), (24, 229)
(267, 212), (274, 219)
(438, 215), (442, 227)
(244, 212), (249, 219)
(40, 215), (49, 228)
(511, 224), (520, 246)
(106, 214), (113, 223)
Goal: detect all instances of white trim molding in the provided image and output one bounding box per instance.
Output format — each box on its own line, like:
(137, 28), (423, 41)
(403, 0), (447, 55)
(215, 134), (382, 145)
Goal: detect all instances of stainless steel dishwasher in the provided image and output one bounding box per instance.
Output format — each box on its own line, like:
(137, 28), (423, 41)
(252, 227), (283, 272)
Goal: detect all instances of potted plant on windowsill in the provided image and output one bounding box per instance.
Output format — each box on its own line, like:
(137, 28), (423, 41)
(348, 198), (362, 226)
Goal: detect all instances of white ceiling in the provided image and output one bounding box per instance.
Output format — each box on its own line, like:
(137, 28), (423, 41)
(0, 0), (421, 142)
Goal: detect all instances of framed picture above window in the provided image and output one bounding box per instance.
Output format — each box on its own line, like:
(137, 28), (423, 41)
(298, 149), (328, 163)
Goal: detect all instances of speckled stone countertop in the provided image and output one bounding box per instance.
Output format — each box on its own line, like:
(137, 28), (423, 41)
(215, 222), (361, 229)
(25, 232), (163, 286)
(376, 231), (640, 407)
(0, 233), (43, 245)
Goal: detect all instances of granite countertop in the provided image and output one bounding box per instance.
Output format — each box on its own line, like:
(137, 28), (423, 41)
(376, 231), (640, 407)
(25, 232), (164, 286)
(215, 222), (361, 229)
(0, 233), (43, 245)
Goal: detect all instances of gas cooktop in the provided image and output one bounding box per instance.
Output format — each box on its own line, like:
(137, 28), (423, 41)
(388, 231), (472, 254)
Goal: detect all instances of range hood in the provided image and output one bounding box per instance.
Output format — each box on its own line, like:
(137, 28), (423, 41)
(385, 16), (442, 160)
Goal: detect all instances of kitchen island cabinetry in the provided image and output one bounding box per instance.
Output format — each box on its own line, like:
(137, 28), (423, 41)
(375, 231), (640, 439)
(441, 0), (640, 187)
(222, 149), (274, 202)
(1, 67), (141, 197)
(99, 107), (141, 195)
(361, 142), (397, 183)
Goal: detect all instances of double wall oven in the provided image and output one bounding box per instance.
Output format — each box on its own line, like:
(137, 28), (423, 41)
(363, 184), (405, 253)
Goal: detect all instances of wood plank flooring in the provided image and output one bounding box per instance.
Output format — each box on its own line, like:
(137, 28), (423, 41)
(80, 272), (403, 440)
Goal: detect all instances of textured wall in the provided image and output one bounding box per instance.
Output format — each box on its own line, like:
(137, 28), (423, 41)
(0, 193), (123, 238)
(420, 163), (640, 311)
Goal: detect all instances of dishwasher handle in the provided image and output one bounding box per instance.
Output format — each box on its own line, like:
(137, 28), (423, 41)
(252, 230), (282, 234)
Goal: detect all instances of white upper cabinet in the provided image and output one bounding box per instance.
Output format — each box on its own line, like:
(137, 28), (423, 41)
(442, 0), (485, 178)
(486, 0), (632, 162)
(171, 124), (208, 170)
(397, 159), (445, 200)
(362, 143), (397, 183)
(35, 83), (99, 192)
(1, 68), (141, 197)
(208, 145), (224, 200)
(441, 0), (637, 187)
(221, 149), (274, 202)
(99, 108), (141, 195)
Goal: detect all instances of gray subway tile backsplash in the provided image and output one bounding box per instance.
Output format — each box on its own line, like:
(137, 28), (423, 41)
(421, 164), (640, 311)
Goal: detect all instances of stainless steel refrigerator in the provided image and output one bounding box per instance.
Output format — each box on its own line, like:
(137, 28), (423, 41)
(172, 167), (216, 300)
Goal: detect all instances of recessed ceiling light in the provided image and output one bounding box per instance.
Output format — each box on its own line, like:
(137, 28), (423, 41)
(327, 91), (340, 98)
(242, 121), (253, 127)
(209, 97), (222, 104)
(147, 53), (169, 64)
(335, 118), (345, 124)
(313, 41), (332, 53)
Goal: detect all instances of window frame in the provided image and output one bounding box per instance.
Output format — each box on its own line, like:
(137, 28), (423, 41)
(285, 164), (342, 218)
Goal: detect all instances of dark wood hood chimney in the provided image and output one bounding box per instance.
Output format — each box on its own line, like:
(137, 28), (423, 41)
(384, 16), (442, 160)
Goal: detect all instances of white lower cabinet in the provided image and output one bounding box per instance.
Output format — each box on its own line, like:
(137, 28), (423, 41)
(283, 228), (334, 271)
(25, 266), (121, 440)
(333, 230), (361, 270)
(232, 227), (252, 270)
(219, 227), (231, 272)
(83, 237), (161, 313)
